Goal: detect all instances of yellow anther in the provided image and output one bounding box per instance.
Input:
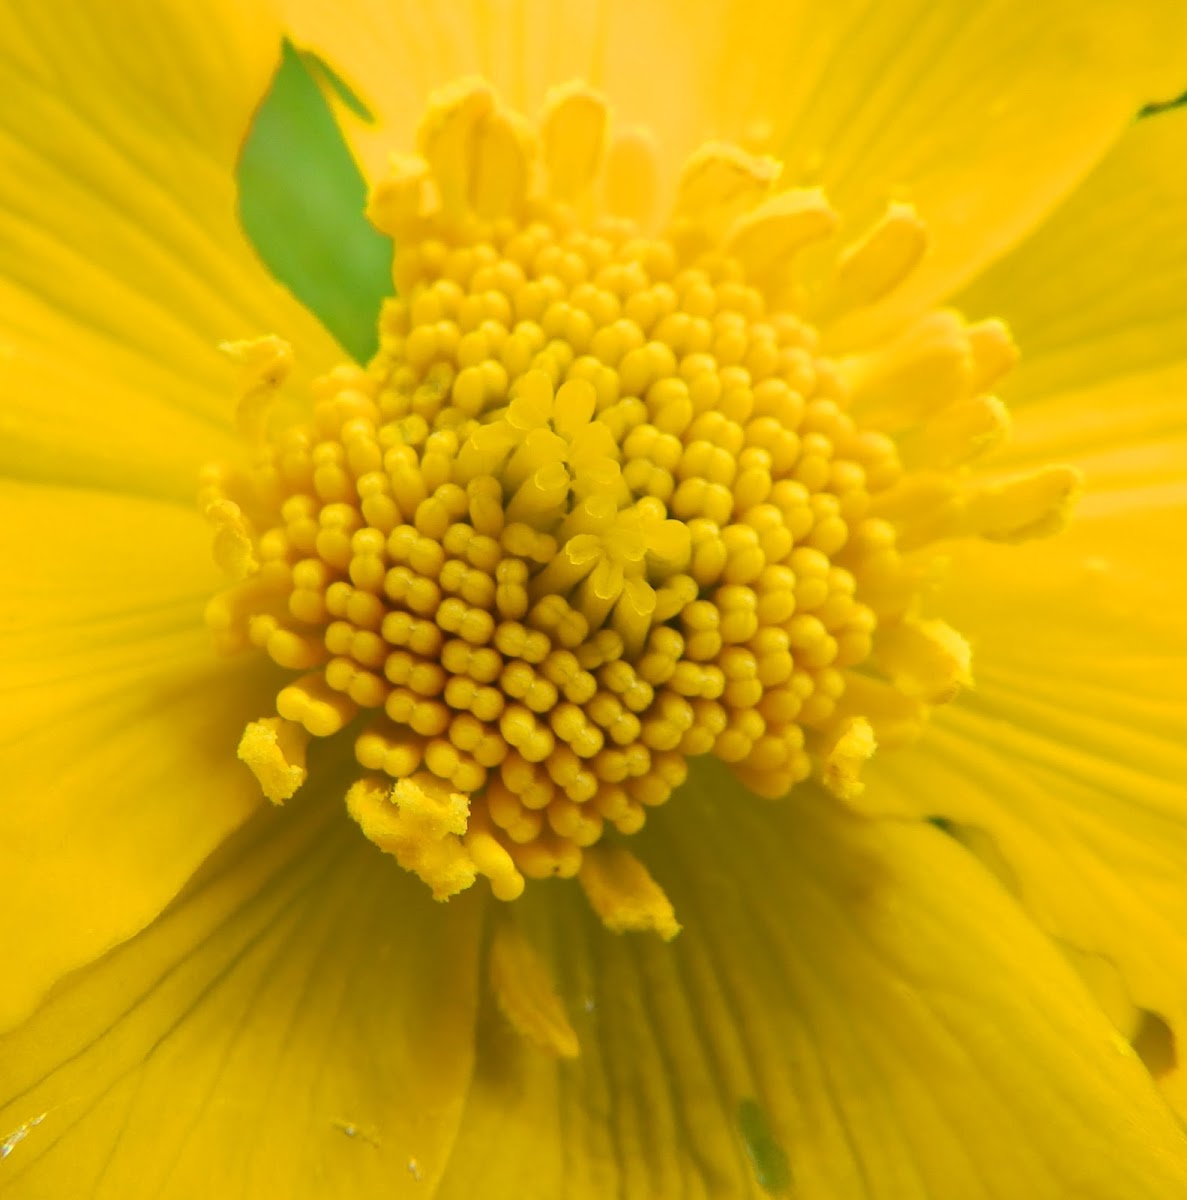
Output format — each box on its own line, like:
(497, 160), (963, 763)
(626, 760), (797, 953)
(277, 674), (358, 737)
(672, 142), (781, 232)
(714, 706), (765, 762)
(237, 717), (309, 804)
(488, 914), (577, 1055)
(578, 845), (680, 940)
(417, 77), (497, 211)
(325, 656), (388, 708)
(541, 82), (608, 201)
(841, 309), (975, 432)
(514, 835), (583, 879)
(464, 826), (524, 900)
(266, 624), (327, 671)
(425, 738), (487, 793)
(548, 793), (602, 840)
(874, 618), (973, 703)
(522, 674), (560, 714)
(221, 335), (293, 444)
(527, 595), (588, 651)
(355, 723), (424, 779)
(967, 319), (1019, 392)
(470, 107), (531, 219)
(831, 202), (928, 311)
(604, 126), (659, 224)
(347, 774), (476, 900)
(726, 188), (838, 277)
(821, 717), (877, 801)
(204, 498), (258, 581)
(501, 704), (556, 763)
(502, 522), (557, 564)
(964, 465), (1083, 543)
(367, 154), (432, 241)
(899, 394), (1012, 469)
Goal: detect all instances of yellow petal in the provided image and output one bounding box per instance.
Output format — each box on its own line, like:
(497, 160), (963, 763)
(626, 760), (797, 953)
(959, 104), (1187, 498)
(880, 108), (1187, 1115)
(869, 497), (1187, 1116)
(801, 0), (1187, 344)
(0, 792), (483, 1197)
(874, 684), (1187, 1119)
(435, 762), (1187, 1198)
(0, 0), (344, 503)
(0, 483), (275, 1031)
(284, 0), (1187, 340)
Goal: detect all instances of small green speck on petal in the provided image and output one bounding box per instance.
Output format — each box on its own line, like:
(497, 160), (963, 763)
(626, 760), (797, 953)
(737, 1098), (793, 1195)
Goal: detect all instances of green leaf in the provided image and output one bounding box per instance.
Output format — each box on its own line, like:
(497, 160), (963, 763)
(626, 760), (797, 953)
(237, 41), (391, 363)
(297, 48), (375, 123)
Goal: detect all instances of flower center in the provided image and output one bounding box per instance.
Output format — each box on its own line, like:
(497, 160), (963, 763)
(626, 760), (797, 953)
(202, 78), (1078, 933)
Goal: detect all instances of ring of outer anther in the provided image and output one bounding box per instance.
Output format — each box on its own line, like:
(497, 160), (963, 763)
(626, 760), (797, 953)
(202, 77), (1078, 934)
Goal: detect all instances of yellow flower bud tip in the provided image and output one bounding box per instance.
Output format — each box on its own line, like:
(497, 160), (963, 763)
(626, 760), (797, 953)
(203, 78), (1072, 931)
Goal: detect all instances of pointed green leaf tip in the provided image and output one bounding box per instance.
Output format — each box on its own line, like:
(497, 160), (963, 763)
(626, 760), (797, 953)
(738, 1098), (793, 1195)
(299, 48), (375, 123)
(237, 41), (390, 363)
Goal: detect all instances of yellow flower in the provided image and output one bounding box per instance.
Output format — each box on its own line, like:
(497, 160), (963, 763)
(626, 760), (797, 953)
(2, 1), (1187, 1196)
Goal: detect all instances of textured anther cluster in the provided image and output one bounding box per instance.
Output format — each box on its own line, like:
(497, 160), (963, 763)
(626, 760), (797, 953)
(202, 78), (1078, 929)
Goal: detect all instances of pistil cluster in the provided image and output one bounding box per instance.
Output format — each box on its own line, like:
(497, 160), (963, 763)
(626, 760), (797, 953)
(202, 78), (1077, 931)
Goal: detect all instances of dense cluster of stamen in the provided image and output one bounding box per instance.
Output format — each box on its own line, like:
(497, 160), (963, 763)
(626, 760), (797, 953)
(202, 78), (1078, 927)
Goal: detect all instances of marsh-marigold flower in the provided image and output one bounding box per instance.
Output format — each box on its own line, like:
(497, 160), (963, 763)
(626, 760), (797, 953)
(3, 2), (1187, 1198)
